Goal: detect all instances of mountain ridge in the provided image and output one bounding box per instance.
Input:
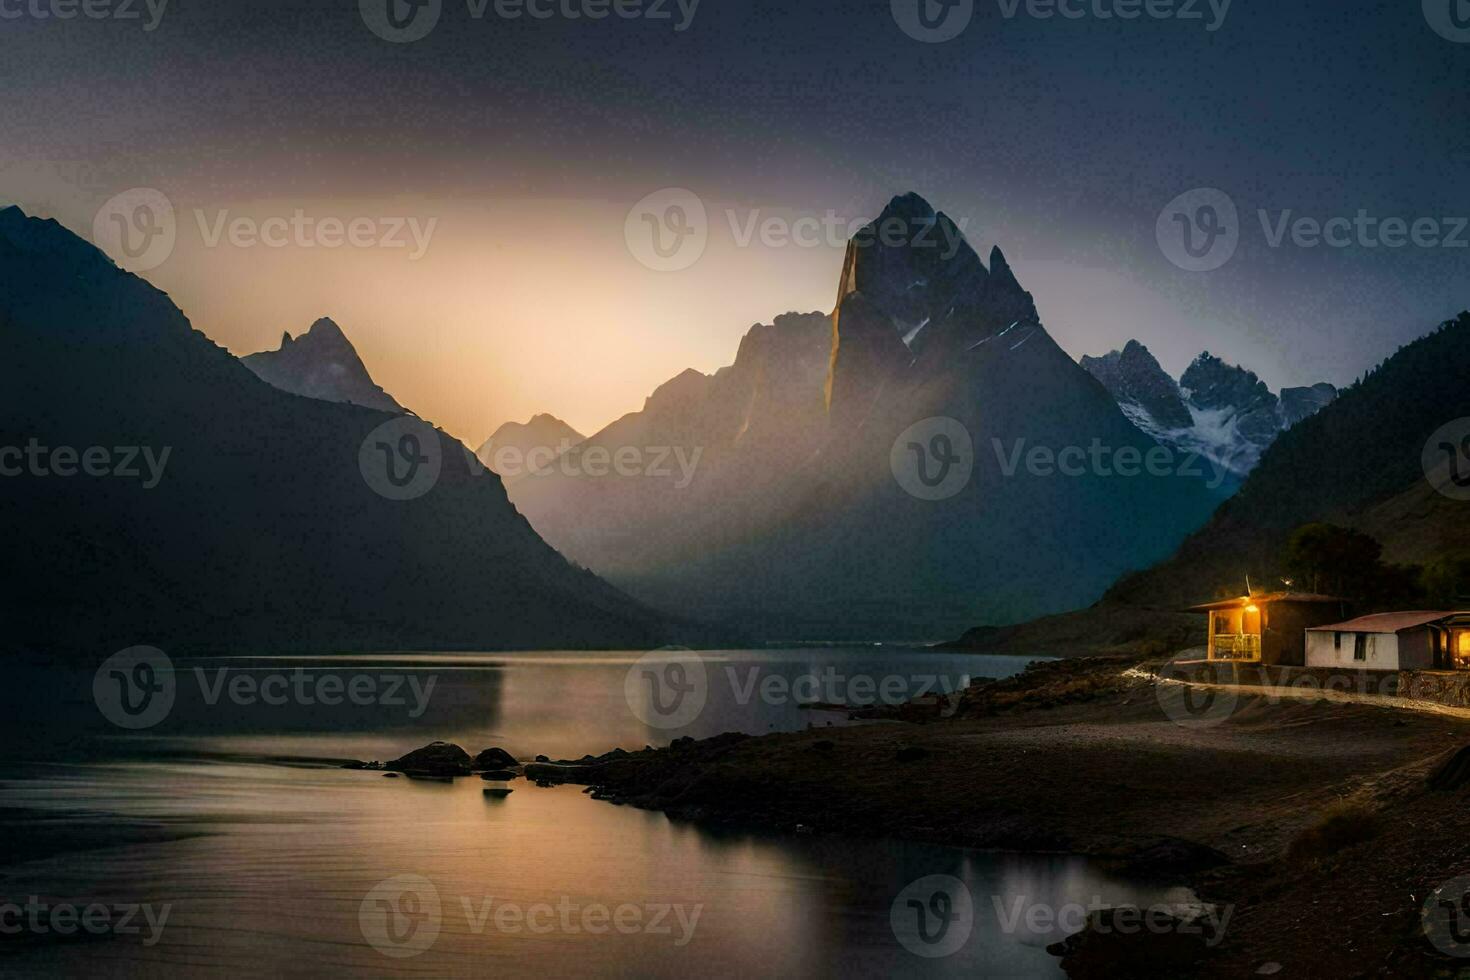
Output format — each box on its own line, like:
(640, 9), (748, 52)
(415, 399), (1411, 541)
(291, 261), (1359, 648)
(1081, 341), (1337, 477)
(507, 192), (1224, 638)
(0, 205), (674, 654)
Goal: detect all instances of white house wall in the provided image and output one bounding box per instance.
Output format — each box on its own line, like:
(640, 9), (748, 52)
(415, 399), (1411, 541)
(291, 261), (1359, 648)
(1305, 630), (1400, 670)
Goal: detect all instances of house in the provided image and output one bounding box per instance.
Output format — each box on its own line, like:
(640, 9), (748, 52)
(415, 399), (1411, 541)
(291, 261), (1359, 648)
(1306, 612), (1470, 671)
(1190, 592), (1350, 666)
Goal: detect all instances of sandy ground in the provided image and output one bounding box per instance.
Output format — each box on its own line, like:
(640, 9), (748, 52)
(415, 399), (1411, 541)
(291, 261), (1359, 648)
(529, 658), (1470, 977)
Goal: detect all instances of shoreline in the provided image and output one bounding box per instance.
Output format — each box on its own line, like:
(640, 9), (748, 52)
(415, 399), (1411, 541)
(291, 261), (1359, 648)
(525, 656), (1470, 976)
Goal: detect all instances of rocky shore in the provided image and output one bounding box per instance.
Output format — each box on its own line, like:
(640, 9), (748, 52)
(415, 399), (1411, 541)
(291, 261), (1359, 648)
(513, 657), (1470, 977)
(356, 658), (1470, 975)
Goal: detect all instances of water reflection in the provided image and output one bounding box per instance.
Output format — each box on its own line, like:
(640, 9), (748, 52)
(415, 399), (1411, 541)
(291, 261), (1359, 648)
(0, 650), (1189, 977)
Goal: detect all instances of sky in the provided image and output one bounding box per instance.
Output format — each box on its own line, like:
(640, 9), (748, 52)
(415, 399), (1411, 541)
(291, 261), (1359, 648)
(2, 0), (1467, 444)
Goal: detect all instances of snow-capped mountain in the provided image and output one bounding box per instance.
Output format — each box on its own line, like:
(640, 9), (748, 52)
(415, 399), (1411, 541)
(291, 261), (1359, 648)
(1080, 341), (1337, 477)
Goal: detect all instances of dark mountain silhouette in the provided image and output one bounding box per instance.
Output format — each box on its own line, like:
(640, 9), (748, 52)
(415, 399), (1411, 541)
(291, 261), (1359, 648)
(509, 194), (1223, 639)
(1106, 310), (1470, 605)
(0, 206), (671, 654)
(475, 414), (586, 485)
(1079, 341), (1193, 431)
(948, 311), (1470, 653)
(1081, 343), (1337, 477)
(243, 317), (405, 413)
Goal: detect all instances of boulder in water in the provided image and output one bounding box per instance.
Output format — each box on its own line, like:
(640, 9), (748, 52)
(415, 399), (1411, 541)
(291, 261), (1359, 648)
(386, 741), (473, 776)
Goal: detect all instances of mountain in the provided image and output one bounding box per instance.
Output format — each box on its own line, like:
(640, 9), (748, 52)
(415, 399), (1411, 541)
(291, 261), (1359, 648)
(507, 193), (1224, 639)
(1081, 343), (1336, 477)
(475, 414), (586, 484)
(0, 206), (672, 654)
(949, 310), (1470, 654)
(505, 311), (833, 577)
(1077, 341), (1193, 432)
(243, 317), (404, 413)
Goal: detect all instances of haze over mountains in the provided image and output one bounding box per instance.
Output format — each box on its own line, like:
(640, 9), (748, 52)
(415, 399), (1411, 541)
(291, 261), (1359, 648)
(0, 206), (671, 654)
(12, 189), (1448, 653)
(243, 318), (405, 414)
(1081, 341), (1337, 478)
(951, 310), (1470, 653)
(507, 193), (1225, 638)
(475, 415), (586, 484)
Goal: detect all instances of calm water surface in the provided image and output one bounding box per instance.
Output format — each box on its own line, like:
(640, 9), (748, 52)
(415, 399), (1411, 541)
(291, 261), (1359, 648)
(0, 649), (1192, 977)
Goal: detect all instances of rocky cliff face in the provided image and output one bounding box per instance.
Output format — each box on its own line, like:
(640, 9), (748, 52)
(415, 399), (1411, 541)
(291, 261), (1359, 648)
(1079, 341), (1193, 431)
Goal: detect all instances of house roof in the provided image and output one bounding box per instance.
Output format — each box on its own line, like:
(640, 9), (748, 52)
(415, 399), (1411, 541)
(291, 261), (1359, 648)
(1307, 611), (1470, 634)
(1188, 592), (1345, 612)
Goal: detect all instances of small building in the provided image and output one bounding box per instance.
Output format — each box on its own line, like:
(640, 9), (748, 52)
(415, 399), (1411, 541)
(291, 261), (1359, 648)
(1306, 612), (1470, 671)
(1190, 592), (1350, 666)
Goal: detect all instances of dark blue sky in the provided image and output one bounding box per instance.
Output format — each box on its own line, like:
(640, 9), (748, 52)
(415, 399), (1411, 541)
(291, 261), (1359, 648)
(2, 0), (1466, 435)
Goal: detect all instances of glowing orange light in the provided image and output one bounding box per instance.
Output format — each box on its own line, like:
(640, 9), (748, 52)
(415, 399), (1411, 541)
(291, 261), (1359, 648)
(1245, 604), (1259, 614)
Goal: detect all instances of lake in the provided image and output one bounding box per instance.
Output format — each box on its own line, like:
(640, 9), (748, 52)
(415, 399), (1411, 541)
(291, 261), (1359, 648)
(0, 648), (1194, 977)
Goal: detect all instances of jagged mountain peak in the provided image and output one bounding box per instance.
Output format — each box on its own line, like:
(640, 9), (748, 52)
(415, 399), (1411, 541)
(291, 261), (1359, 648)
(987, 244), (1020, 293)
(242, 317), (404, 413)
(304, 315), (347, 340)
(1079, 340), (1193, 432)
(1083, 340), (1338, 478)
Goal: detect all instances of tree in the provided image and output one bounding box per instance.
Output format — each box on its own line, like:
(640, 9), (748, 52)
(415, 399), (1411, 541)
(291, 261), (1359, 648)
(1282, 523), (1383, 596)
(1422, 556), (1470, 607)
